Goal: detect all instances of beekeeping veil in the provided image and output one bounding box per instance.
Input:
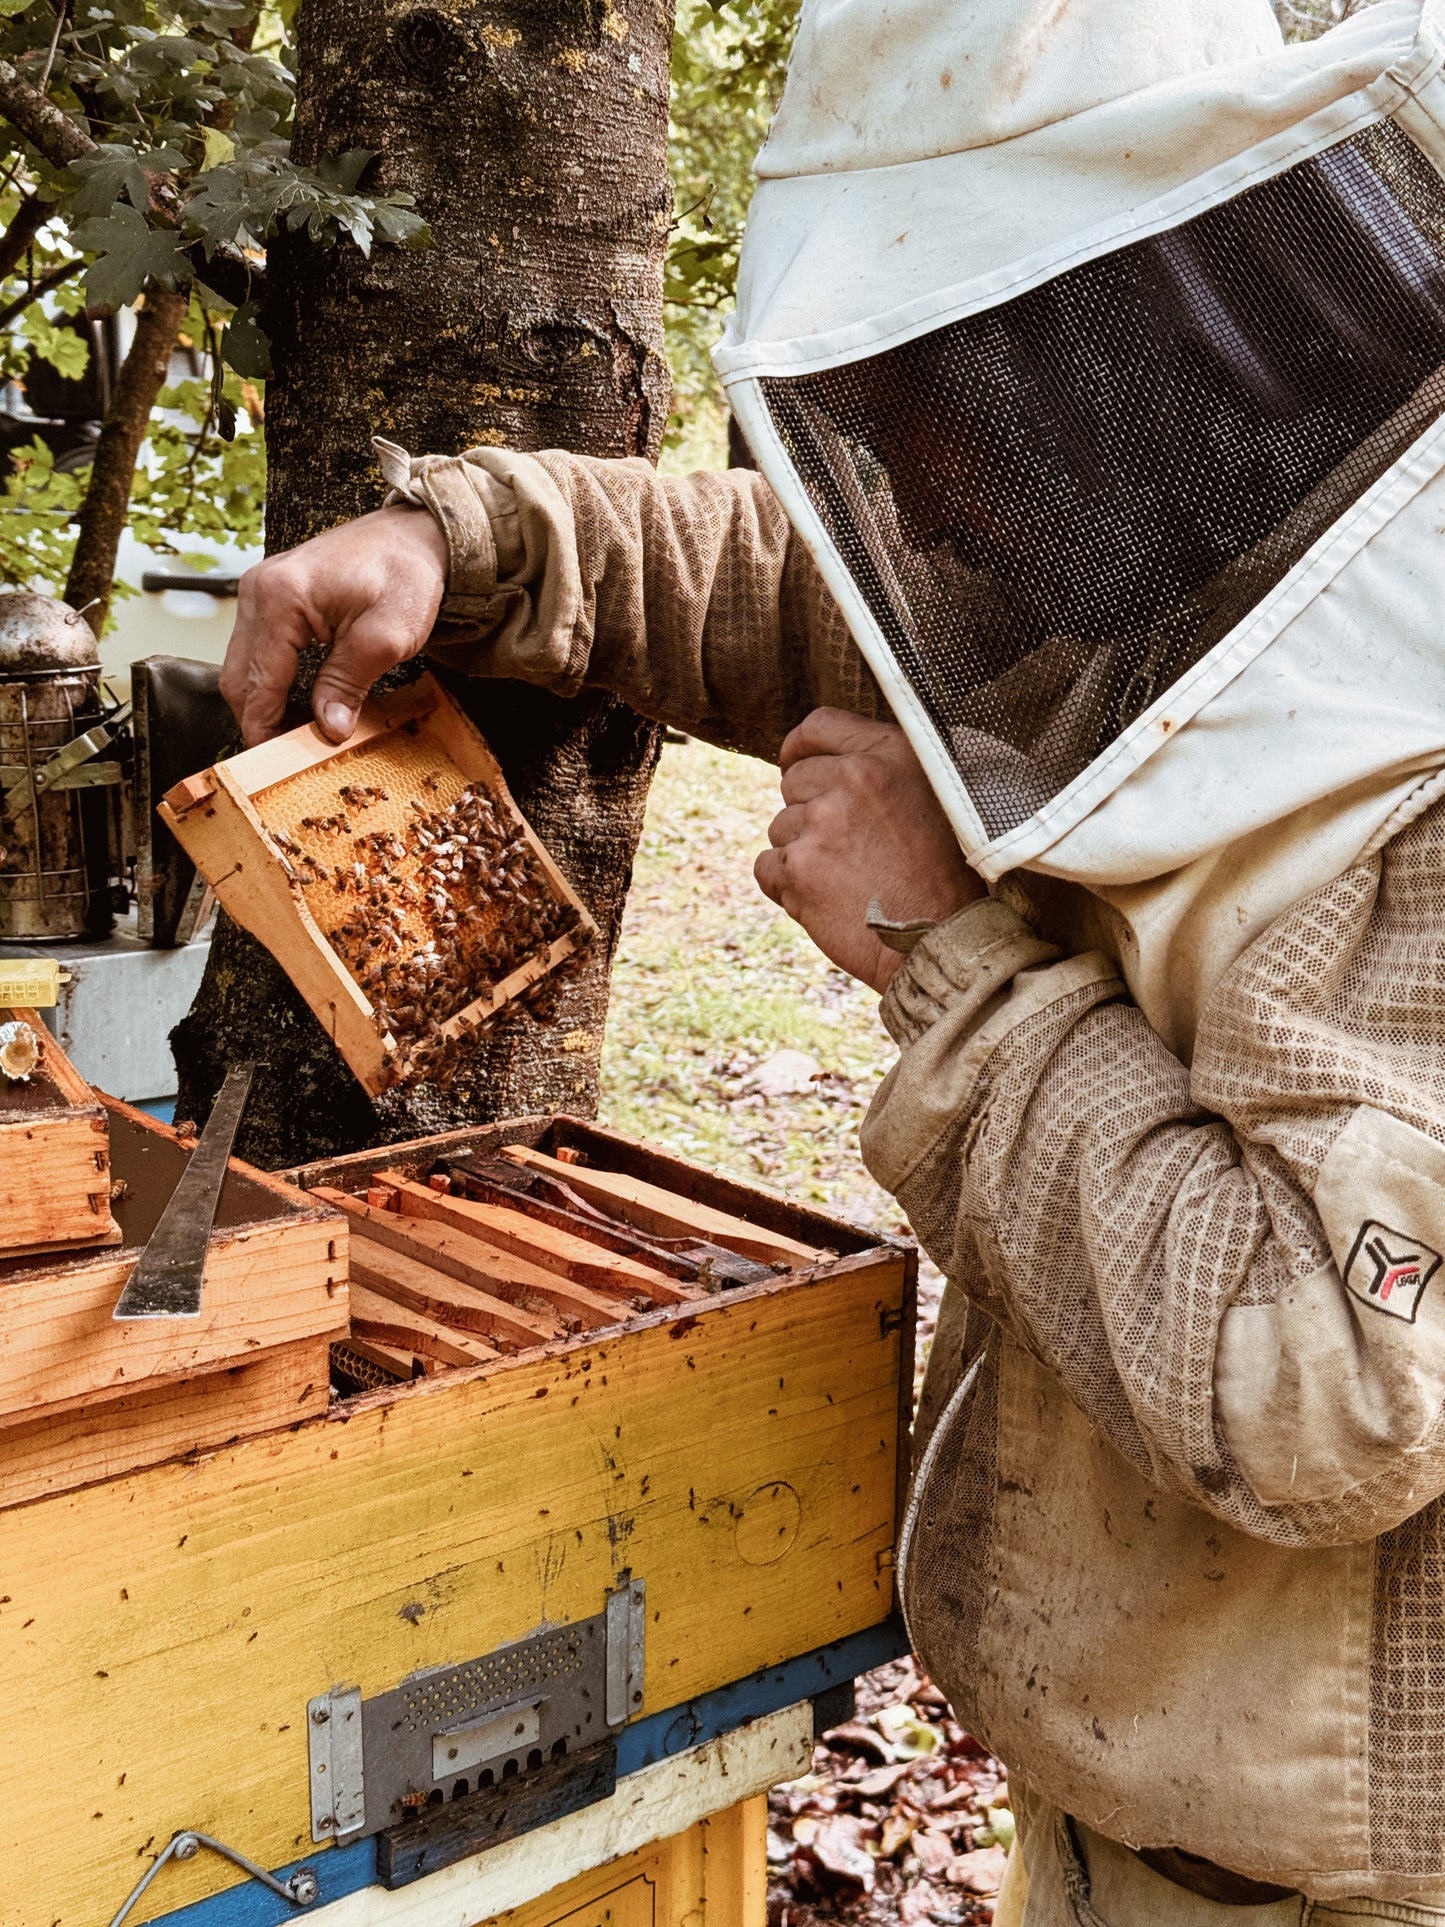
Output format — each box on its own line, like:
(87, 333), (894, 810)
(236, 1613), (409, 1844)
(718, 0), (1445, 1054)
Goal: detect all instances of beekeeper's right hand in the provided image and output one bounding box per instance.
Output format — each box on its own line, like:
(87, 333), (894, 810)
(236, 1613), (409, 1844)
(221, 504), (448, 748)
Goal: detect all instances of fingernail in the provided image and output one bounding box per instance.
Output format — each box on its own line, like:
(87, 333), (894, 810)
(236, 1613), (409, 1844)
(322, 701), (353, 739)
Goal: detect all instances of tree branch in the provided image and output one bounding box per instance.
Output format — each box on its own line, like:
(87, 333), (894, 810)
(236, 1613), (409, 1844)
(0, 253), (81, 329)
(64, 285), (186, 631)
(0, 190), (49, 283)
(0, 55), (93, 168)
(0, 57), (259, 305)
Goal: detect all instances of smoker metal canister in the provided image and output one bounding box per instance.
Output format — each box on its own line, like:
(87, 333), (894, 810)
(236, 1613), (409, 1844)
(0, 591), (112, 941)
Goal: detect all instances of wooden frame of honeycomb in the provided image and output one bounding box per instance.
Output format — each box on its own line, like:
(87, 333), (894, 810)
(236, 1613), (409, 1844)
(158, 674), (597, 1094)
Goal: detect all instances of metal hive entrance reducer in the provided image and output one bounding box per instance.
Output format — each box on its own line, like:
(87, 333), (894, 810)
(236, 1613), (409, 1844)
(308, 1576), (647, 1866)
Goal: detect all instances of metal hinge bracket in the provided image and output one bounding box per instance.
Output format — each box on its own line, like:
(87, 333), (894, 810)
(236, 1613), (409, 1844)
(308, 1684), (366, 1843)
(605, 1573), (646, 1727)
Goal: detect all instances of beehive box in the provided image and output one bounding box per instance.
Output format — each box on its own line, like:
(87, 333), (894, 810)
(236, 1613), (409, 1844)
(0, 1004), (118, 1258)
(508, 1792), (769, 1927)
(157, 674), (596, 1093)
(0, 1114), (913, 1925)
(0, 1096), (346, 1507)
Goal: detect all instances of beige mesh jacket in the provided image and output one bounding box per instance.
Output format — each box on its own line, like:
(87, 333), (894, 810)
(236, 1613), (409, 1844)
(389, 441), (1445, 1902)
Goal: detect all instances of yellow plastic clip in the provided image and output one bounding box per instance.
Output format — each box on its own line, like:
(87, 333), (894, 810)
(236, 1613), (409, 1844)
(0, 958), (72, 1010)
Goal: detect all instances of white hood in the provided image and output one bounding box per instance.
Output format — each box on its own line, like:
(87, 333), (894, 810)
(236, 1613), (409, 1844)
(717, 1), (1425, 371)
(715, 0), (1445, 1051)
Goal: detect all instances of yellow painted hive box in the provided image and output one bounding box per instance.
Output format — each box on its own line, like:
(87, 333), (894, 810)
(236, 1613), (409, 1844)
(0, 1113), (915, 1926)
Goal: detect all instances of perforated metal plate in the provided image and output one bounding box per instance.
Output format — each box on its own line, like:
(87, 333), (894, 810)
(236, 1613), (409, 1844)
(309, 1581), (646, 1843)
(360, 1616), (608, 1835)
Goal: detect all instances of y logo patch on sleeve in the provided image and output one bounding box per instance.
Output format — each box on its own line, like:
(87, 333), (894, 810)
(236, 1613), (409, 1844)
(1344, 1221), (1443, 1325)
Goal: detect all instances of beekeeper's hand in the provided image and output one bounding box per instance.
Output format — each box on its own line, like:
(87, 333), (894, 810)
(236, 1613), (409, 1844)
(222, 506), (448, 747)
(755, 708), (983, 993)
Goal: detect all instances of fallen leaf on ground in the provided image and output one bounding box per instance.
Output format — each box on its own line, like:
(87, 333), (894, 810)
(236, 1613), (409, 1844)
(811, 1815), (879, 1891)
(912, 1830), (956, 1878)
(880, 1812), (917, 1858)
(876, 1704), (944, 1758)
(898, 1881), (945, 1923)
(924, 1781), (990, 1814)
(826, 1721), (895, 1765)
(770, 1646), (1007, 1924)
(975, 1806), (1016, 1852)
(948, 1847), (1009, 1895)
(855, 1762), (917, 1797)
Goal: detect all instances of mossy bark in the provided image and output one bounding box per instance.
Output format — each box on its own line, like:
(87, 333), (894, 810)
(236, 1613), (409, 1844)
(173, 0), (673, 1167)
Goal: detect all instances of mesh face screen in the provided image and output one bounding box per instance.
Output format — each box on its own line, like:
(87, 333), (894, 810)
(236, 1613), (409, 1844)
(761, 120), (1445, 844)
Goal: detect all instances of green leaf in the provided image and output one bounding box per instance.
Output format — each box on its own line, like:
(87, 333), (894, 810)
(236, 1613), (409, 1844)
(73, 201), (190, 308)
(21, 309), (89, 381)
(61, 143), (192, 229)
(372, 202), (429, 248)
(198, 126), (236, 171)
(221, 298), (271, 378)
(317, 147), (375, 193)
(64, 145), (151, 221)
(0, 0), (40, 17)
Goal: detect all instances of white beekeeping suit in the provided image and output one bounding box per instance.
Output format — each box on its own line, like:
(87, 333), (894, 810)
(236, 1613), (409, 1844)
(714, 4), (1445, 1918)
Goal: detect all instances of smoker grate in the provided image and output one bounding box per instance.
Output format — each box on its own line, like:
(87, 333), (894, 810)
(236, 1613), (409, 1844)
(761, 119), (1445, 843)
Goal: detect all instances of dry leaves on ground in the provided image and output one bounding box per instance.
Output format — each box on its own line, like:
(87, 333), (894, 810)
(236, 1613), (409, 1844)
(768, 1660), (1012, 1927)
(602, 743), (994, 1922)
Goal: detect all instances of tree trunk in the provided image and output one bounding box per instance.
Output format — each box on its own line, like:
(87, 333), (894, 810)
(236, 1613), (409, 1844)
(173, 0), (674, 1168)
(64, 288), (186, 631)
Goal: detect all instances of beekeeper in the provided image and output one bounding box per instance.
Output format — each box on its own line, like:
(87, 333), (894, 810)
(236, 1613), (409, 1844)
(222, 1), (1445, 1918)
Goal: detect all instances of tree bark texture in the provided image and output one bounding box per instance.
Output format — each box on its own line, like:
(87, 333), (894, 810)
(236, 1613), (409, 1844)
(64, 286), (186, 631)
(0, 55), (93, 167)
(174, 0), (675, 1168)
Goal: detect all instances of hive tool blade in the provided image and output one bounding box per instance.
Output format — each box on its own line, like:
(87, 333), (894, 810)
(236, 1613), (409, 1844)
(113, 1062), (260, 1320)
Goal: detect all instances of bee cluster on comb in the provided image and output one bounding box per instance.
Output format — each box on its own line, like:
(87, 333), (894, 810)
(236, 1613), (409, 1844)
(270, 771), (587, 1086)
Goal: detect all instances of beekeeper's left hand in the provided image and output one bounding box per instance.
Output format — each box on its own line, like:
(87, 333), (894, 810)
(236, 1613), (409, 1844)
(755, 708), (983, 993)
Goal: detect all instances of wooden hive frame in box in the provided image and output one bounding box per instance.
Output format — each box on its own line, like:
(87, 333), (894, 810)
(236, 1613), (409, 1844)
(157, 674), (596, 1094)
(305, 1122), (828, 1388)
(0, 1096), (348, 1509)
(0, 1005), (119, 1258)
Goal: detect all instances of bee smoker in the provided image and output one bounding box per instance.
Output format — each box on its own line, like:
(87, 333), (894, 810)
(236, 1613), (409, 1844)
(0, 591), (120, 941)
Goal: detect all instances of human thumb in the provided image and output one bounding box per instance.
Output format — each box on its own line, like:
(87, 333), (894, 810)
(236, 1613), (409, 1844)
(310, 620), (419, 743)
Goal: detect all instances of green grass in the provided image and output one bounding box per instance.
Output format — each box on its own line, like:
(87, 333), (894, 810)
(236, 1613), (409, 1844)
(598, 735), (909, 1239)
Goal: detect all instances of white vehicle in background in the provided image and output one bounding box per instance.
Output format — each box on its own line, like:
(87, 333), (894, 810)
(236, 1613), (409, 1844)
(105, 524), (255, 691)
